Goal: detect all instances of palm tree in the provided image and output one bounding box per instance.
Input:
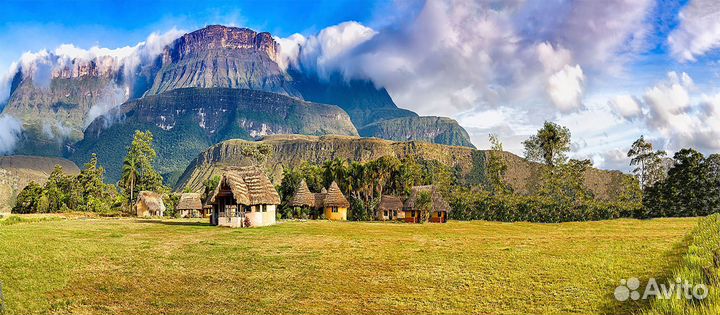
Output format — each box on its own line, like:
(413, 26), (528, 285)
(121, 157), (138, 204)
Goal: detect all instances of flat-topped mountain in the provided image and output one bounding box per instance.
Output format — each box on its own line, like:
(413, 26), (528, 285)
(147, 25), (299, 97)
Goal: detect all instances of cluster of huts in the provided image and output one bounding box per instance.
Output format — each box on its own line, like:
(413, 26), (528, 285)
(135, 166), (451, 228)
(288, 180), (450, 223)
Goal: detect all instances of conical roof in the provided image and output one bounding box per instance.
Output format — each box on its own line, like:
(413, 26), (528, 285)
(323, 181), (350, 208)
(289, 179), (315, 207)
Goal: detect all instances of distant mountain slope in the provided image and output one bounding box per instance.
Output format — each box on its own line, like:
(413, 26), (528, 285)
(358, 116), (476, 148)
(71, 88), (357, 185)
(0, 156), (80, 212)
(175, 135), (630, 201)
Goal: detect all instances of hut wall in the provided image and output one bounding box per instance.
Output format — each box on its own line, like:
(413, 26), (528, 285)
(324, 206), (347, 221)
(136, 202), (149, 217)
(261, 205), (276, 226)
(218, 216), (244, 228)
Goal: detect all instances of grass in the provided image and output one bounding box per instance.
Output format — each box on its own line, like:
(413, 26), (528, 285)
(0, 217), (699, 315)
(643, 214), (720, 315)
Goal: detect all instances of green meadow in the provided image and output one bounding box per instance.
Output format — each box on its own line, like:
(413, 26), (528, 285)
(0, 216), (698, 315)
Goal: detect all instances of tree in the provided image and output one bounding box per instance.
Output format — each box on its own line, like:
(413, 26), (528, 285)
(486, 134), (510, 195)
(12, 181), (43, 214)
(540, 159), (593, 203)
(627, 135), (667, 188)
(523, 122), (571, 167)
(121, 157), (138, 203)
(120, 131), (165, 203)
(416, 190), (433, 223)
(644, 149), (718, 217)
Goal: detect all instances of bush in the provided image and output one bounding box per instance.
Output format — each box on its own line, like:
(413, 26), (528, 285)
(643, 214), (720, 315)
(448, 187), (642, 223)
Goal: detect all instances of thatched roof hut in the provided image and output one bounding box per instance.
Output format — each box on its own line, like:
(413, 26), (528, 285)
(405, 185), (450, 212)
(378, 195), (404, 211)
(208, 166), (281, 206)
(323, 181), (350, 208)
(137, 191), (166, 216)
(177, 193), (203, 210)
(289, 180), (314, 207)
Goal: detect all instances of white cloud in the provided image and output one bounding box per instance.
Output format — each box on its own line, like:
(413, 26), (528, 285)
(547, 64), (585, 112)
(0, 114), (22, 155)
(0, 28), (183, 104)
(607, 72), (720, 153)
(608, 95), (642, 119)
(668, 0), (720, 62)
(296, 21), (376, 79)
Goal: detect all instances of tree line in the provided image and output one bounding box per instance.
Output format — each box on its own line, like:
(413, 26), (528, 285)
(13, 131), (172, 215)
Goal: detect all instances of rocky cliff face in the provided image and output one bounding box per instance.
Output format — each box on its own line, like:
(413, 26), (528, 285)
(358, 116), (476, 148)
(146, 25), (299, 97)
(175, 135), (630, 201)
(72, 88), (357, 184)
(4, 73), (126, 156)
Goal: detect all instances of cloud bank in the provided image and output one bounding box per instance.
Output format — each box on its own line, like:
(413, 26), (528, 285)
(668, 0), (720, 62)
(0, 115), (22, 155)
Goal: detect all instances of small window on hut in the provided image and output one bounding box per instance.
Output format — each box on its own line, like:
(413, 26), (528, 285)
(332, 207), (338, 213)
(393, 210), (397, 217)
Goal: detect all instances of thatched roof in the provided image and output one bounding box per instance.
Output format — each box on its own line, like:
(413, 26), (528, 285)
(405, 185), (450, 212)
(323, 181), (350, 208)
(378, 195), (404, 211)
(289, 180), (314, 207)
(177, 193), (202, 210)
(138, 191), (166, 212)
(313, 193), (326, 209)
(208, 166), (281, 205)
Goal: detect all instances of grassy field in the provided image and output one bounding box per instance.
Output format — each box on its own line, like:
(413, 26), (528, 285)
(0, 216), (698, 315)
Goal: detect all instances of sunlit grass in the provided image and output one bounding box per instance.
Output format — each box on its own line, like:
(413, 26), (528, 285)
(0, 217), (698, 314)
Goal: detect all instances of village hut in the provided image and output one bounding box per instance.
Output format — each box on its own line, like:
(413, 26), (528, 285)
(176, 193), (203, 218)
(136, 191), (165, 217)
(207, 167), (281, 227)
(289, 180), (315, 208)
(322, 181), (350, 221)
(377, 195), (405, 221)
(404, 185), (451, 223)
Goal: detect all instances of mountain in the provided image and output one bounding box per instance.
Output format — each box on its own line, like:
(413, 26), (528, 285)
(175, 135), (631, 201)
(0, 155), (80, 212)
(358, 116), (476, 149)
(146, 25), (300, 97)
(3, 63), (127, 156)
(71, 88), (357, 184)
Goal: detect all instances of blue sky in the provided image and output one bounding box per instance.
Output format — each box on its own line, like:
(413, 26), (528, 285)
(0, 0), (400, 73)
(2, 0), (720, 171)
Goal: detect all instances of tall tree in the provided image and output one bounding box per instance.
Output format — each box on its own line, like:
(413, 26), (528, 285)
(121, 157), (138, 203)
(523, 122), (571, 167)
(486, 134), (510, 195)
(627, 135), (667, 188)
(120, 131), (165, 203)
